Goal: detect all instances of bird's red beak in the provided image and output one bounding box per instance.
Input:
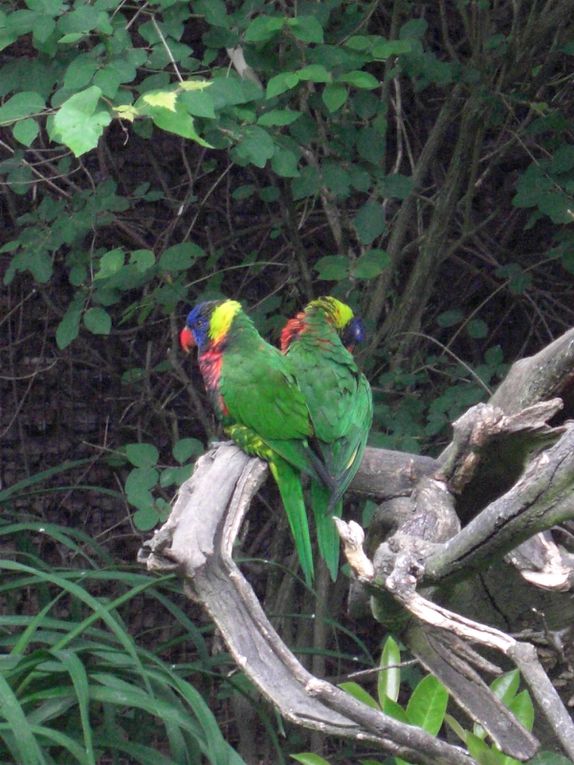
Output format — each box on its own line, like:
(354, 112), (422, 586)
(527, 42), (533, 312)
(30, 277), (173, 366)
(179, 326), (195, 353)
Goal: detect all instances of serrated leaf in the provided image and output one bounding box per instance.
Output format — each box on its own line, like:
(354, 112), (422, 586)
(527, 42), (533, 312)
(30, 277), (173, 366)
(51, 86), (111, 157)
(314, 255), (349, 281)
(142, 90), (178, 111)
(378, 635), (401, 703)
(354, 199), (386, 244)
(125, 443), (159, 468)
(406, 674), (448, 735)
(172, 438), (204, 463)
(322, 83), (348, 113)
(179, 79), (212, 92)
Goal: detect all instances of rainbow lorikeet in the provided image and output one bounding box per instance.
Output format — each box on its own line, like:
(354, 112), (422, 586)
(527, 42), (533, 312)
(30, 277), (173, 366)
(280, 296), (373, 580)
(180, 299), (334, 586)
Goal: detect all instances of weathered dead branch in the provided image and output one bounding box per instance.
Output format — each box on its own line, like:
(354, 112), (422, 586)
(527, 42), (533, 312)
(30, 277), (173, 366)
(139, 444), (473, 765)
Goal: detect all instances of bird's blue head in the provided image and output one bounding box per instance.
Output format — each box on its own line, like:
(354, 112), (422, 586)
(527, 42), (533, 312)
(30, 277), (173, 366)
(341, 316), (366, 351)
(180, 301), (217, 353)
(180, 299), (241, 353)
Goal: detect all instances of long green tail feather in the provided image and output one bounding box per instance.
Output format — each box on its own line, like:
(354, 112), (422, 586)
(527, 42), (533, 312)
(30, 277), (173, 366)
(310, 481), (342, 582)
(269, 459), (314, 587)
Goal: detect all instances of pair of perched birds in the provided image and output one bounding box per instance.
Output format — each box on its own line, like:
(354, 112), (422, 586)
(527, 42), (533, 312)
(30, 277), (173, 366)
(179, 296), (373, 585)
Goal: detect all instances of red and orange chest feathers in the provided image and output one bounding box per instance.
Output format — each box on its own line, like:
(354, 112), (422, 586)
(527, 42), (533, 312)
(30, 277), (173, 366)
(198, 343), (229, 418)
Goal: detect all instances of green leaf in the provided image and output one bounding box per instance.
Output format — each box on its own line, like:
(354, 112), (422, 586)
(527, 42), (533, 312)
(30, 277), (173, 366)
(322, 83), (348, 113)
(291, 165), (320, 200)
(51, 85), (111, 157)
(144, 99), (212, 146)
(96, 248), (125, 279)
(354, 199), (386, 244)
(12, 117), (39, 146)
(257, 109), (301, 127)
(382, 695), (408, 722)
(381, 174), (414, 199)
(490, 670), (520, 705)
(0, 673), (45, 765)
(338, 681), (380, 710)
(466, 733), (505, 765)
(287, 16), (324, 43)
(378, 635), (401, 703)
(244, 15), (284, 43)
(133, 506), (160, 531)
(84, 306), (112, 335)
(125, 443), (159, 468)
(180, 89), (216, 119)
(56, 299), (83, 349)
(130, 249), (156, 272)
(159, 242), (204, 271)
(352, 249), (389, 280)
(0, 91), (45, 124)
(266, 71), (300, 99)
(406, 674), (448, 735)
(372, 39), (413, 58)
(271, 147), (300, 177)
(437, 309), (463, 327)
(467, 318), (488, 338)
(508, 690), (534, 732)
(233, 126), (275, 168)
(314, 255), (349, 281)
(338, 71), (379, 89)
(290, 754), (331, 765)
(297, 64), (331, 83)
(63, 54), (98, 90)
(172, 438), (204, 463)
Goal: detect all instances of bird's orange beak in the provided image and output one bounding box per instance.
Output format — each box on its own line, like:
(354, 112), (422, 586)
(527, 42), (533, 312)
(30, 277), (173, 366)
(179, 326), (195, 353)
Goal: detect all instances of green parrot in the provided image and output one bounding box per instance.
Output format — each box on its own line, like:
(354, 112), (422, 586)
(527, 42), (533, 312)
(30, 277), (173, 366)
(180, 298), (334, 586)
(280, 296), (373, 580)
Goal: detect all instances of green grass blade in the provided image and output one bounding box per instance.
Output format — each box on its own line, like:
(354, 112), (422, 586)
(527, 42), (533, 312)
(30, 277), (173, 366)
(0, 673), (45, 765)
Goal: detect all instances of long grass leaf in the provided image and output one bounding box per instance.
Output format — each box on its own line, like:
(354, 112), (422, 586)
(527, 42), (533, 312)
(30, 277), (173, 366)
(50, 650), (95, 765)
(0, 673), (45, 765)
(0, 460), (92, 502)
